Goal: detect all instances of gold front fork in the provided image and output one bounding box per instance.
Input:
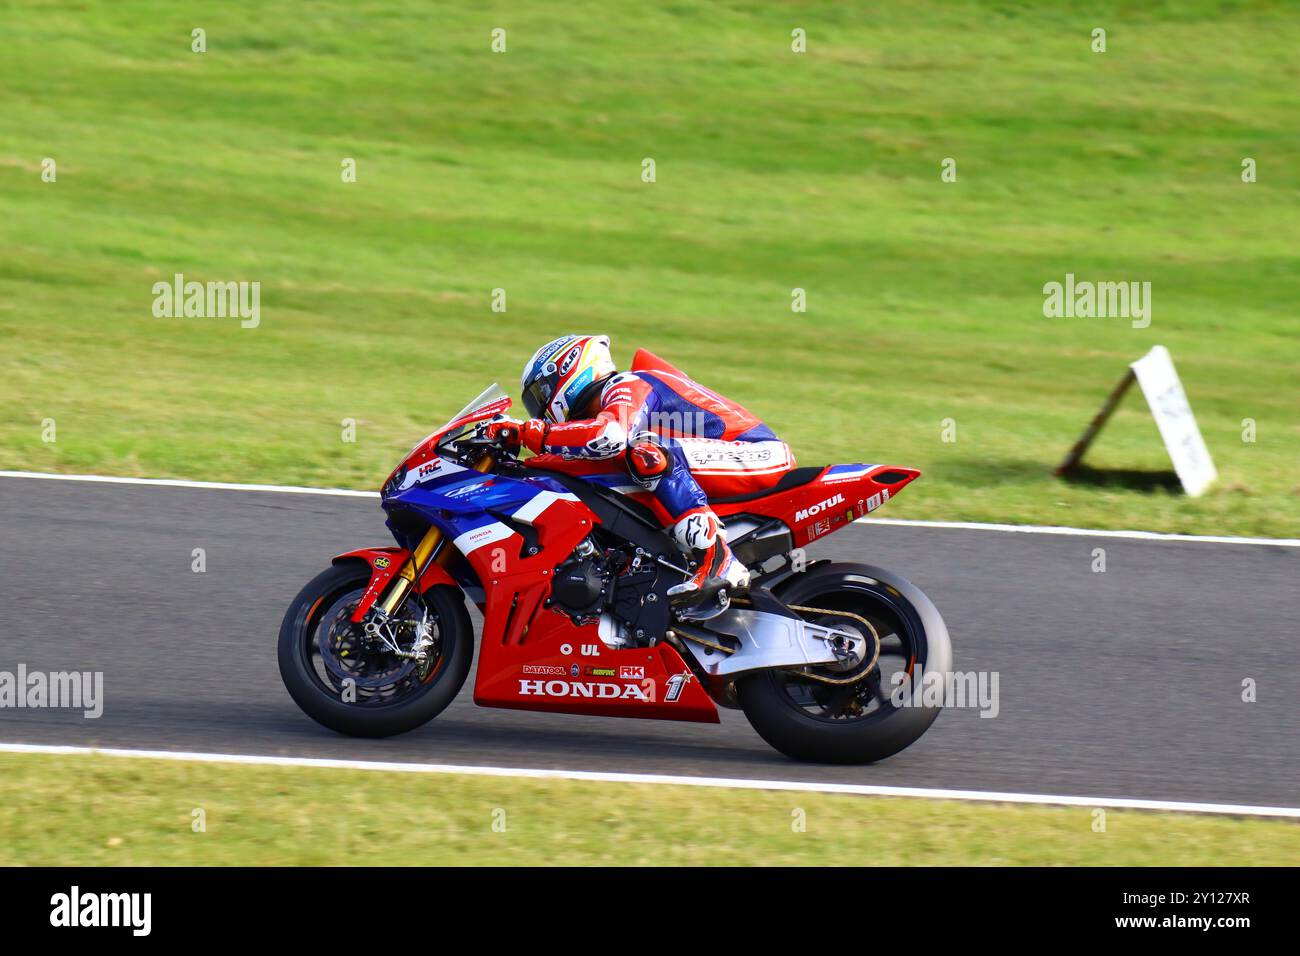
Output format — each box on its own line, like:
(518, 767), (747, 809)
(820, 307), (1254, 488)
(377, 453), (495, 615)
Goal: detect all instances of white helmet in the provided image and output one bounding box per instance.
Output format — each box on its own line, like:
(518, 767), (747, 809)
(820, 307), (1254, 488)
(520, 334), (616, 423)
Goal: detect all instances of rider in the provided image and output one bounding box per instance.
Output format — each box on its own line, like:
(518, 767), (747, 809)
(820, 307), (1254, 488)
(485, 334), (796, 621)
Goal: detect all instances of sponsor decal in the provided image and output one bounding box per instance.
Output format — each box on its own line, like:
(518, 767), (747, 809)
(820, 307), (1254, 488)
(518, 679), (652, 702)
(373, 556), (391, 569)
(619, 665), (645, 680)
(446, 480), (491, 498)
(795, 492), (845, 523)
(821, 464), (877, 483)
(396, 455), (467, 493)
(664, 671), (693, 702)
(569, 664), (580, 677)
(522, 664), (566, 676)
(558, 344), (584, 376)
(856, 488), (891, 516)
(559, 642), (603, 657)
(459, 525), (509, 549)
(564, 366), (594, 401)
(584, 666), (617, 677)
(807, 518), (832, 540)
(685, 445), (775, 467)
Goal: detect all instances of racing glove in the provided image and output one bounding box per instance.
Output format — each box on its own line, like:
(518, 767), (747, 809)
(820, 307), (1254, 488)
(483, 417), (548, 453)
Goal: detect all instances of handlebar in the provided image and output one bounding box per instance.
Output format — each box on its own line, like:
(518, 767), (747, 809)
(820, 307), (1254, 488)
(447, 421), (520, 469)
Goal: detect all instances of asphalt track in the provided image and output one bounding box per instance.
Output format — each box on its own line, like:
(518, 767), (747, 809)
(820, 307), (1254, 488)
(1, 475), (1297, 809)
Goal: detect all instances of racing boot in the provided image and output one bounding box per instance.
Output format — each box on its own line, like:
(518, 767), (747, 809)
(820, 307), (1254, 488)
(666, 509), (750, 622)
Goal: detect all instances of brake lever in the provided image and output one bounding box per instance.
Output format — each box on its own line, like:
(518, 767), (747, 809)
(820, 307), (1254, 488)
(453, 426), (519, 467)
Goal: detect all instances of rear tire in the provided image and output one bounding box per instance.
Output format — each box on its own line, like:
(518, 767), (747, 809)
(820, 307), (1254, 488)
(278, 561), (473, 738)
(738, 562), (951, 764)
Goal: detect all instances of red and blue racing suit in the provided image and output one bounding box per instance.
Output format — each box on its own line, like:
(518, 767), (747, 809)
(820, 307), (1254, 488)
(521, 354), (795, 531)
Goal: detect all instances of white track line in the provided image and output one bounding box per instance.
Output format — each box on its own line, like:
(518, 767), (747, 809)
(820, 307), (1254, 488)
(1, 742), (1296, 818)
(856, 516), (1300, 548)
(3, 469), (1298, 547)
(0, 470), (378, 498)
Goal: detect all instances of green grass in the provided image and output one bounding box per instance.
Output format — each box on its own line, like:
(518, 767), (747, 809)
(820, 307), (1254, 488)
(1, 752), (1295, 865)
(1, 1), (1297, 535)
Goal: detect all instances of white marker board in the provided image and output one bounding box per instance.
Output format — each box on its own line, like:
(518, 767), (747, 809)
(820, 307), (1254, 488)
(1055, 346), (1217, 497)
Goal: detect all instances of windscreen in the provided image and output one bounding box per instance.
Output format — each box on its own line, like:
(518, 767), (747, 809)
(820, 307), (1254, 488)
(442, 383), (510, 430)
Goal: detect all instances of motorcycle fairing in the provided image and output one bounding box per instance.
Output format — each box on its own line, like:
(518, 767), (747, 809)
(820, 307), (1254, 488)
(382, 468), (583, 559)
(710, 463), (921, 547)
(380, 466), (720, 722)
(451, 484), (717, 722)
(384, 392), (513, 495)
(474, 639), (718, 723)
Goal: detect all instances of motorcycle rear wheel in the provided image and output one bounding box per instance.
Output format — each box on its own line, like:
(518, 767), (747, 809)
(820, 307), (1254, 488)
(738, 562), (952, 764)
(278, 561), (473, 738)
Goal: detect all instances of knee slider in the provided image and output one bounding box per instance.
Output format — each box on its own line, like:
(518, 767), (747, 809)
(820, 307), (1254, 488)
(626, 441), (671, 489)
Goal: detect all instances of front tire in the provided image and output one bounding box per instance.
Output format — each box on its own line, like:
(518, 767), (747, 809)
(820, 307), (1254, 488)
(738, 562), (952, 763)
(278, 561), (473, 737)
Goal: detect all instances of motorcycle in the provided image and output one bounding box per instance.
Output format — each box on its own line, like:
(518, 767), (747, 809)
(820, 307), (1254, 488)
(278, 384), (952, 763)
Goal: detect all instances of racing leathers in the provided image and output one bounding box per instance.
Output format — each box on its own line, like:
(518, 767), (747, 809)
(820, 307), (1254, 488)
(508, 350), (795, 620)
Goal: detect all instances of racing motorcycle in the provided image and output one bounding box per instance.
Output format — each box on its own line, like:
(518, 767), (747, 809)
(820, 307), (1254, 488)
(278, 385), (952, 763)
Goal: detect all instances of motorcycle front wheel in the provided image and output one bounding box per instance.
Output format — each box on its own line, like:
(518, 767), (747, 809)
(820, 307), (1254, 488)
(278, 561), (473, 738)
(738, 562), (952, 764)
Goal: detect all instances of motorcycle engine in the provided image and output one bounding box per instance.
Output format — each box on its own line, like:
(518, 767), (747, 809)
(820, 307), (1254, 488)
(551, 546), (610, 619)
(548, 537), (670, 647)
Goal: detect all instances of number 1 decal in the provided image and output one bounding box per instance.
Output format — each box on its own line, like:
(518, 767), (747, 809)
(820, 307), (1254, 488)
(665, 672), (692, 702)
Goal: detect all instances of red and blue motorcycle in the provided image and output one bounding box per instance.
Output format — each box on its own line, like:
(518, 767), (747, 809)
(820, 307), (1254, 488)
(279, 385), (951, 763)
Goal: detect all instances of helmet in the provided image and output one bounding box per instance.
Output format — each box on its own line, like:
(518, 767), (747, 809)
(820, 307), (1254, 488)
(521, 334), (616, 423)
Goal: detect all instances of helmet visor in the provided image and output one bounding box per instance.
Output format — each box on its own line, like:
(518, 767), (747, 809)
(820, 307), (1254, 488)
(522, 377), (553, 421)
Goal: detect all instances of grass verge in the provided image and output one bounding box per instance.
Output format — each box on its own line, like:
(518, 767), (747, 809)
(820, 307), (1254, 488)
(2, 1), (1297, 535)
(0, 752), (1295, 865)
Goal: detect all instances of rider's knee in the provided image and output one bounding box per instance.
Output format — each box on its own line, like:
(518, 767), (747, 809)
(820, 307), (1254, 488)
(626, 440), (672, 490)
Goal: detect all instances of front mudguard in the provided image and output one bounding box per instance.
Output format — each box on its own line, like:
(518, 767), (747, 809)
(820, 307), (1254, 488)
(334, 546), (461, 622)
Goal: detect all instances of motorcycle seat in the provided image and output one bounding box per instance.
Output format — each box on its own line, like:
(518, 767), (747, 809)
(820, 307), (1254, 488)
(706, 466), (825, 504)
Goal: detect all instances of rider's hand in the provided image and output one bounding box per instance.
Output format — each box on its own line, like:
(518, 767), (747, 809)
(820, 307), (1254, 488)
(483, 417), (548, 453)
(482, 417), (524, 449)
(518, 418), (548, 453)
